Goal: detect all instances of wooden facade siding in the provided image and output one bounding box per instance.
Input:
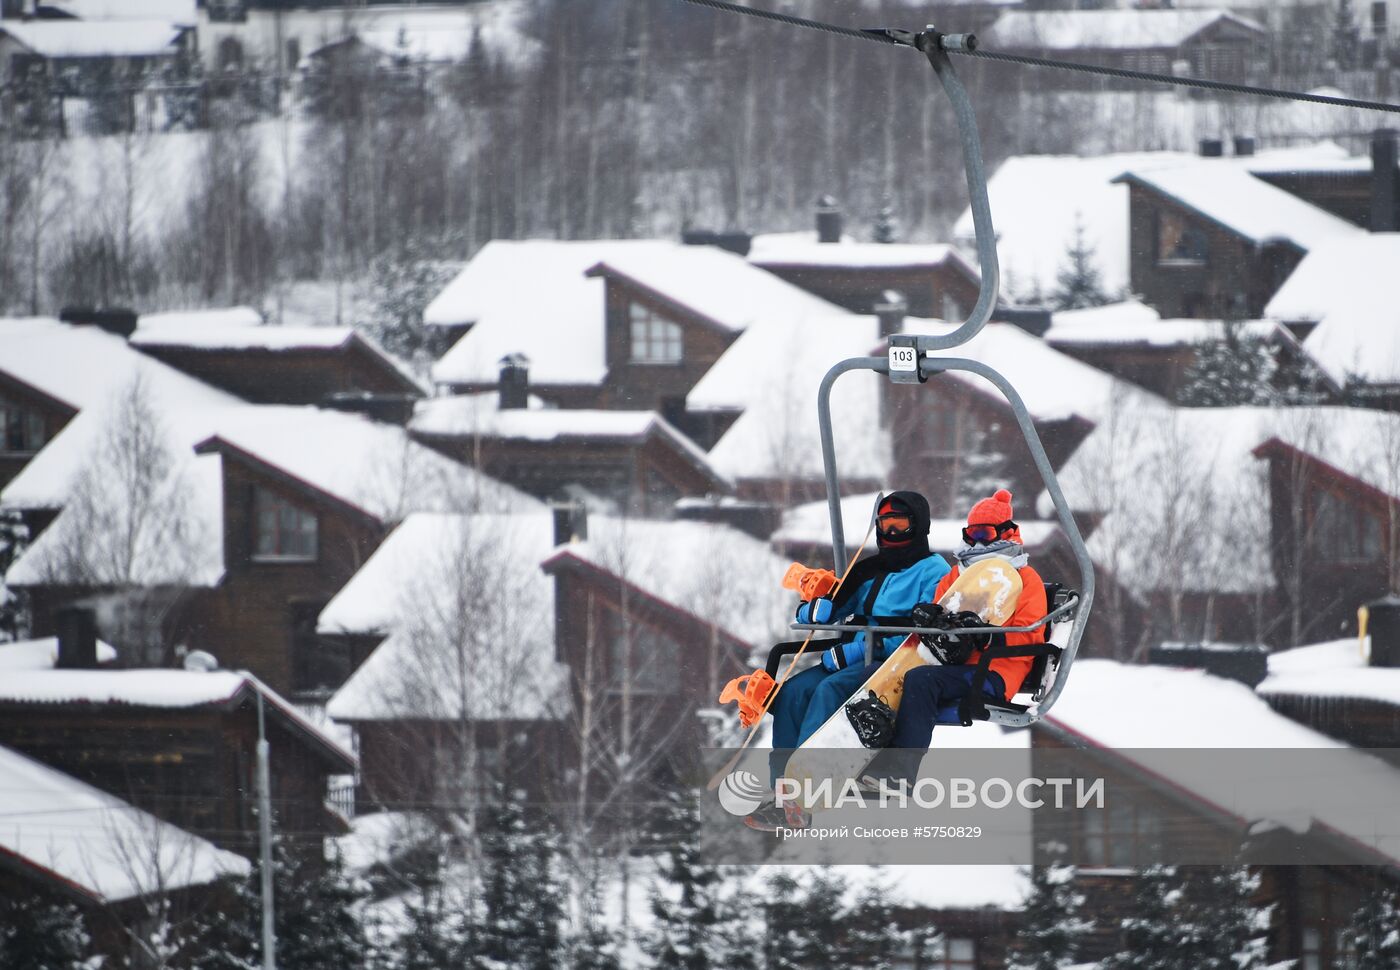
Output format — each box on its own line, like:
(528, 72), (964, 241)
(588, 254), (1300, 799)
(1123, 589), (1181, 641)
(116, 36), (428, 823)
(755, 262), (981, 320)
(136, 340), (423, 406)
(596, 276), (741, 413)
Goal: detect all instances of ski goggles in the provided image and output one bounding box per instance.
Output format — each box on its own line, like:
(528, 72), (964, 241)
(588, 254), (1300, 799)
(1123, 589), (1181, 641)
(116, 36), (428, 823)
(877, 513), (914, 536)
(962, 520), (1016, 545)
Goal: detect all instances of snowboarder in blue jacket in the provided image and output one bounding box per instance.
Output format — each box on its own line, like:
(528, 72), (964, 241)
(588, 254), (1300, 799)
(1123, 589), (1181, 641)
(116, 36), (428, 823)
(748, 491), (950, 829)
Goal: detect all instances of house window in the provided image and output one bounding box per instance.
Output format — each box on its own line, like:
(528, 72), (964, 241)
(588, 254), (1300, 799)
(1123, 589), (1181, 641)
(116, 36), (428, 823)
(253, 486), (318, 561)
(1081, 794), (1163, 867)
(0, 400), (45, 454)
(1301, 927), (1321, 970)
(1311, 491), (1382, 563)
(1156, 209), (1209, 265)
(606, 613), (678, 694)
(629, 303), (682, 364)
(939, 938), (976, 970)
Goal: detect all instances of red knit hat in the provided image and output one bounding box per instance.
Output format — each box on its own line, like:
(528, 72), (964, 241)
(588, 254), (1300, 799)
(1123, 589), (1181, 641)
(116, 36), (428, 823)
(967, 488), (1014, 526)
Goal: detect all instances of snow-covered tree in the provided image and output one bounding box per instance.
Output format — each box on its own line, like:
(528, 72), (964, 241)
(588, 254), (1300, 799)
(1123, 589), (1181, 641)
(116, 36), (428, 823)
(270, 843), (373, 970)
(1179, 321), (1332, 408)
(0, 511), (29, 642)
(1342, 880), (1400, 969)
(1101, 865), (1182, 970)
(645, 789), (757, 970)
(361, 242), (463, 374)
(842, 874), (905, 970)
(873, 198), (899, 244)
(1174, 866), (1269, 970)
(0, 892), (93, 970)
(762, 869), (846, 970)
(1051, 217), (1109, 311)
(1008, 862), (1091, 970)
(478, 785), (566, 970)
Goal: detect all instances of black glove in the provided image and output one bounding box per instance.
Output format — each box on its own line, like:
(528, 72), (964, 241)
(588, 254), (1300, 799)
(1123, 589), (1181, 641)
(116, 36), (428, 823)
(950, 611), (992, 650)
(846, 690), (896, 749)
(927, 612), (992, 666)
(910, 601), (950, 632)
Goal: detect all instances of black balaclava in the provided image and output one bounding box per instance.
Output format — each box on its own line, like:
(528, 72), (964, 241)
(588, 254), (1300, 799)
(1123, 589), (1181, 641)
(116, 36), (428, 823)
(873, 490), (933, 572)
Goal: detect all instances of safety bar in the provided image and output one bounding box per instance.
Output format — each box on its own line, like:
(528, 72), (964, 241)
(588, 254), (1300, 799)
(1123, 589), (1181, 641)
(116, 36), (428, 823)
(790, 593), (1079, 639)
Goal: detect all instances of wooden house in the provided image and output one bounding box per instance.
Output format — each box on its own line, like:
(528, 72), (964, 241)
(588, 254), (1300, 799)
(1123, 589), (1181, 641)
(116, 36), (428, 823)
(130, 308), (425, 407)
(409, 360), (730, 516)
(1113, 163), (1360, 320)
(978, 10), (1266, 87)
(0, 618), (355, 857)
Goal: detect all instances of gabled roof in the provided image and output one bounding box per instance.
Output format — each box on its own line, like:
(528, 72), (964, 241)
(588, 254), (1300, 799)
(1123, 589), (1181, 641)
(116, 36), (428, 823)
(1259, 637), (1400, 707)
(1112, 164), (1361, 252)
(1264, 234), (1400, 386)
(982, 10), (1264, 50)
(429, 240), (674, 387)
(0, 668), (355, 767)
(1251, 406), (1400, 502)
(584, 244), (844, 335)
(688, 313), (887, 483)
(0, 19), (184, 57)
(0, 316), (237, 417)
(747, 236), (976, 274)
(953, 144), (1353, 301)
(410, 393), (730, 489)
(322, 511), (568, 723)
(541, 517), (791, 648)
(1046, 312), (1297, 350)
(38, 0), (195, 24)
(0, 743), (248, 904)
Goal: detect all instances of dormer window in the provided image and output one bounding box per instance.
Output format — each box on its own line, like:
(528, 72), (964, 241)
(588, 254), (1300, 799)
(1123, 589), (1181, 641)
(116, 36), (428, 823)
(0, 399), (45, 455)
(1155, 209), (1209, 265)
(253, 486), (318, 561)
(629, 303), (682, 364)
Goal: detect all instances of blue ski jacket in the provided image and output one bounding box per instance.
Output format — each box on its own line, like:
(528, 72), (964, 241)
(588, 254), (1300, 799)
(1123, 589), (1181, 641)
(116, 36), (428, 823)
(820, 554), (951, 668)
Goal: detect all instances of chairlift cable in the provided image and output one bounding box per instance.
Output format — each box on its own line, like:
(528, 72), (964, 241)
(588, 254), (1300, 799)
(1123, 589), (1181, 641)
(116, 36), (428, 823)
(675, 0), (1400, 116)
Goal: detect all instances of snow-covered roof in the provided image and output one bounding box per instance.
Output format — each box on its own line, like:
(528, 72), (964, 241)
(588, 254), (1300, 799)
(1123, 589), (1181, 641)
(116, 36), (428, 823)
(0, 668), (354, 763)
(0, 19), (184, 57)
(1048, 299), (1161, 331)
(585, 244), (844, 334)
(0, 316), (238, 416)
(1046, 659), (1400, 865)
(905, 320), (1170, 424)
(982, 10), (1264, 50)
(194, 406), (539, 523)
(1046, 314), (1291, 349)
(688, 313), (888, 483)
(543, 517), (792, 649)
(0, 636), (117, 671)
(38, 0), (193, 22)
(1114, 163), (1361, 252)
(1048, 406), (1274, 593)
(748, 236), (973, 272)
(0, 743), (248, 904)
(133, 321), (354, 351)
(1252, 406), (1400, 501)
(954, 145), (1352, 301)
(1264, 234), (1400, 386)
(305, 0), (539, 68)
(1257, 637), (1400, 707)
(323, 512), (568, 723)
(410, 394), (725, 484)
(773, 491), (1062, 555)
(429, 240), (675, 387)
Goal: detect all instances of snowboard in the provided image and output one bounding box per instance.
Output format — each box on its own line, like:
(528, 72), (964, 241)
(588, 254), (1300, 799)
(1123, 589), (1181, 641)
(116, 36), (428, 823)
(782, 556), (1024, 812)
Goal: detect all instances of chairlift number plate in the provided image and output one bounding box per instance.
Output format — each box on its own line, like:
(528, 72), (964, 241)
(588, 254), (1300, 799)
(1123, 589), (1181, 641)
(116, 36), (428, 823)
(888, 345), (919, 373)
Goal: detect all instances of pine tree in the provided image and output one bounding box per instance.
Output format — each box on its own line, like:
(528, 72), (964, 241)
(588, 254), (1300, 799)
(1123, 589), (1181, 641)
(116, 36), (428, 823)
(760, 869), (845, 970)
(645, 789), (757, 970)
(1007, 863), (1091, 970)
(1101, 865), (1182, 970)
(361, 241), (464, 373)
(1174, 867), (1268, 970)
(0, 510), (30, 643)
(273, 842), (373, 970)
(841, 874), (905, 970)
(478, 785), (565, 970)
(1051, 218), (1109, 311)
(1341, 879), (1400, 969)
(0, 892), (92, 970)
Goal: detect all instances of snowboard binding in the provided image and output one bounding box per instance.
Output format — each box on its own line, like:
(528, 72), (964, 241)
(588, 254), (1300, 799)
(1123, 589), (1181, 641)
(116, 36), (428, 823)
(846, 690), (896, 748)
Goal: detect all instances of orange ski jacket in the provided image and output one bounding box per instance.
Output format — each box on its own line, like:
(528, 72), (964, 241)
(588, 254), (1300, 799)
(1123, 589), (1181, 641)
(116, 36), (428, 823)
(933, 561), (1048, 698)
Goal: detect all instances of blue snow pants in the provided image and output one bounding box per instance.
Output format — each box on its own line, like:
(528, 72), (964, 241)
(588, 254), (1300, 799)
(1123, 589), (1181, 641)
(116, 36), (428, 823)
(767, 662), (871, 786)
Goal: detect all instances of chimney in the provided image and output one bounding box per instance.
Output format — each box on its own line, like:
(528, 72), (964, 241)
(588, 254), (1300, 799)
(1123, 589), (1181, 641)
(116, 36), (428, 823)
(498, 353), (530, 410)
(59, 307), (138, 338)
(320, 392), (416, 425)
(1233, 135), (1256, 157)
(55, 607), (99, 670)
(552, 502), (588, 546)
(1198, 138), (1224, 158)
(1148, 642), (1269, 687)
(1367, 595), (1400, 667)
(680, 230), (752, 257)
(816, 195), (842, 244)
(874, 290), (907, 342)
(1371, 128), (1400, 232)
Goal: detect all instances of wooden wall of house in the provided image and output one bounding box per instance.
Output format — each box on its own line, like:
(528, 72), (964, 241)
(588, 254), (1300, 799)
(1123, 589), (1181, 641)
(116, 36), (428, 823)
(754, 263), (980, 320)
(435, 381), (607, 410)
(1125, 185), (1304, 320)
(599, 279), (740, 413)
(1260, 693), (1400, 752)
(135, 346), (416, 406)
(187, 457), (386, 696)
(1047, 343), (1197, 401)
